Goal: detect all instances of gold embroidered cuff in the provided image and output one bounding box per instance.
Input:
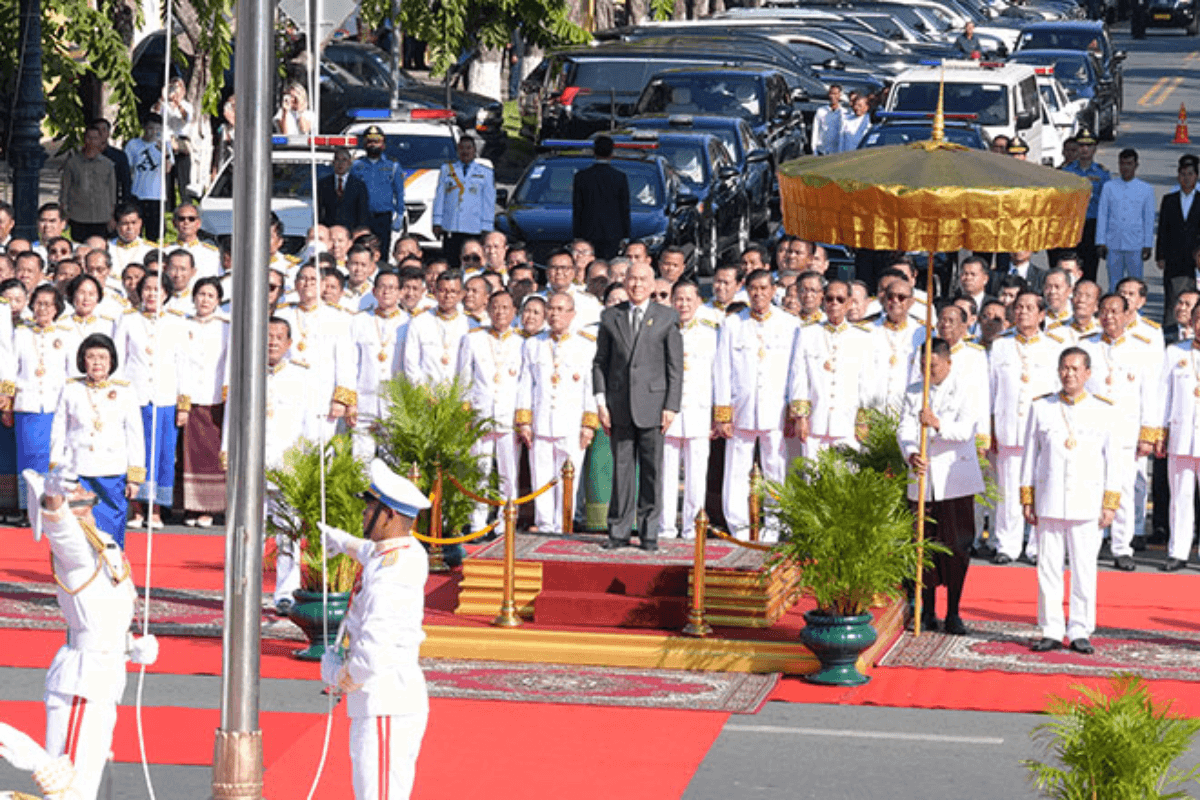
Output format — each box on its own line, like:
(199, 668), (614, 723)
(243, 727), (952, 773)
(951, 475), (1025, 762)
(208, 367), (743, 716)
(221, 385), (229, 403)
(975, 434), (991, 450)
(1019, 486), (1034, 505)
(333, 386), (358, 406)
(713, 405), (734, 423)
(219, 451), (228, 471)
(176, 395), (192, 412)
(582, 411), (600, 430)
(127, 466), (147, 483)
(1103, 490), (1121, 511)
(789, 400), (812, 418)
(514, 409), (532, 426)
(1138, 426), (1157, 443)
(0, 380), (15, 396)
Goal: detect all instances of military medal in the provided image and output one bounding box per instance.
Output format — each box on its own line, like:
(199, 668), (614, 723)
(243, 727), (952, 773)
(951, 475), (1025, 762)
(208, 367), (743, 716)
(1194, 387), (1200, 398)
(378, 352), (387, 362)
(1021, 373), (1030, 383)
(93, 419), (103, 432)
(824, 360), (833, 372)
(35, 367), (44, 377)
(889, 356), (897, 367)
(147, 346), (153, 355)
(1128, 373), (1135, 382)
(757, 347), (766, 359)
(1065, 437), (1077, 449)
(551, 373), (561, 385)
(573, 373), (580, 382)
(1105, 376), (1113, 385)
(108, 390), (117, 400)
(297, 340), (306, 352)
(441, 354), (450, 365)
(53, 339), (62, 349)
(493, 372), (501, 383)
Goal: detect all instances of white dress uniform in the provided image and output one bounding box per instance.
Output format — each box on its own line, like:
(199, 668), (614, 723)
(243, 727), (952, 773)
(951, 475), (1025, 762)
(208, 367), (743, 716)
(457, 326), (524, 532)
(898, 369), (986, 500)
(866, 316), (924, 412)
(788, 320), (873, 459)
(989, 330), (1064, 560)
(1058, 316), (1100, 346)
(10, 323), (77, 414)
(58, 312), (116, 347)
(109, 237), (153, 273)
(50, 378), (145, 482)
(1020, 391), (1120, 642)
(34, 484), (156, 800)
(713, 307), (799, 537)
(1079, 330), (1161, 558)
(1157, 340), (1200, 562)
(162, 286), (197, 316)
(514, 329), (599, 531)
(660, 317), (719, 540)
(340, 283), (379, 315)
(112, 309), (189, 408)
(431, 160), (495, 235)
(1044, 307), (1073, 335)
(171, 238), (221, 279)
(1129, 312), (1164, 350)
(402, 307), (471, 387)
(181, 313), (230, 408)
(349, 308), (409, 461)
(276, 301), (356, 440)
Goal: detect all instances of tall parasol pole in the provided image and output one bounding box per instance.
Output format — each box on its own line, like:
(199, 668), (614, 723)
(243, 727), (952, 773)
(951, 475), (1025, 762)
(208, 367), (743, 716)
(913, 70), (948, 637)
(212, 0), (273, 790)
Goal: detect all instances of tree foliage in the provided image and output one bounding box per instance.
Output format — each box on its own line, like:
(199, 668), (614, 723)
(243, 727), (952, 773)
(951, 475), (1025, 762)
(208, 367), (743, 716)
(359, 0), (589, 80)
(1025, 675), (1200, 800)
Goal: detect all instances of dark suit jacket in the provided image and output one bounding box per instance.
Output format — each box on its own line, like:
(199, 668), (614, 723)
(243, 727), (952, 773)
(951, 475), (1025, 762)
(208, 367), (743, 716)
(572, 161), (631, 246)
(592, 301), (683, 430)
(987, 264), (1045, 295)
(317, 172), (372, 231)
(1155, 191), (1200, 279)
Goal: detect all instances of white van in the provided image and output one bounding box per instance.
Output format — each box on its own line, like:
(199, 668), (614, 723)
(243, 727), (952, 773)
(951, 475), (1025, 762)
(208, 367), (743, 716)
(885, 61), (1048, 165)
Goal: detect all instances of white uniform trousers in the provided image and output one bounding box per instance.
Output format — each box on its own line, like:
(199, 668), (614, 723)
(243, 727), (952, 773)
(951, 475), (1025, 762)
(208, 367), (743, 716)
(723, 428), (786, 538)
(1168, 455), (1200, 562)
(470, 431), (518, 533)
(531, 435), (584, 532)
(350, 711), (428, 800)
(659, 434), (710, 539)
(1133, 455), (1148, 542)
(1107, 445), (1138, 558)
(274, 534), (301, 606)
(1036, 517), (1101, 642)
(45, 690), (118, 800)
(351, 414), (380, 462)
(995, 445), (1037, 560)
(802, 433), (856, 462)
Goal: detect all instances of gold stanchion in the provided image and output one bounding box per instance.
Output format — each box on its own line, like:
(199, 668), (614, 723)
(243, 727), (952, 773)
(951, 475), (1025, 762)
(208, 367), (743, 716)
(561, 460), (575, 535)
(428, 462), (448, 573)
(682, 510), (712, 637)
(493, 500), (521, 627)
(749, 463), (763, 543)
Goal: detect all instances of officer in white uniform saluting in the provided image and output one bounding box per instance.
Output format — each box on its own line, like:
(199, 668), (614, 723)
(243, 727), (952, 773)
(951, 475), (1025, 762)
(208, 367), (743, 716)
(1021, 347), (1120, 655)
(319, 459), (431, 800)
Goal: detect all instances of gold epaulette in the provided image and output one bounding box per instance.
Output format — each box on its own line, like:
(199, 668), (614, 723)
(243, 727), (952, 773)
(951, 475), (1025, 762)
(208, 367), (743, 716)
(854, 322), (871, 332)
(123, 307), (137, 315)
(1102, 490), (1121, 511)
(1019, 486), (1034, 505)
(1132, 332), (1151, 344)
(469, 326), (486, 333)
(700, 318), (719, 329)
(1035, 392), (1055, 400)
(1095, 395), (1114, 405)
(70, 376), (84, 383)
(286, 254), (300, 264)
(1143, 318), (1161, 329)
(111, 379), (130, 386)
(577, 330), (597, 342)
(166, 308), (185, 317)
(201, 241), (218, 251)
(964, 340), (984, 350)
(290, 359), (311, 369)
(1045, 331), (1064, 344)
(999, 329), (1016, 337)
(1084, 331), (1102, 340)
(55, 323), (72, 331)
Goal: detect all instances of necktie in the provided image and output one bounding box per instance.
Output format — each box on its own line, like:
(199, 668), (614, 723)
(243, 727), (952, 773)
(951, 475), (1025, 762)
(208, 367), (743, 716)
(632, 306), (642, 337)
(336, 176), (344, 198)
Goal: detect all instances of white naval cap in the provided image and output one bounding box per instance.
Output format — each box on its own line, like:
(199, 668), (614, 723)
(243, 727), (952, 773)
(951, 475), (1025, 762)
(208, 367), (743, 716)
(366, 459), (431, 518)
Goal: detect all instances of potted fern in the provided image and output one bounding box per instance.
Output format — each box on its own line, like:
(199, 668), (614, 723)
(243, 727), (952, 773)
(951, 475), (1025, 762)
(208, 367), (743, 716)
(374, 375), (494, 563)
(266, 434), (370, 660)
(768, 442), (941, 686)
(1025, 674), (1200, 798)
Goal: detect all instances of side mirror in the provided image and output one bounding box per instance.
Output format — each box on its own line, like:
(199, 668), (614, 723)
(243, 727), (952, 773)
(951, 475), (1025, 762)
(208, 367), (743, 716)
(718, 166), (740, 181)
(615, 102), (635, 117)
(823, 58), (845, 71)
(791, 87), (810, 103)
(1016, 110), (1036, 130)
(496, 188), (509, 206)
(676, 193), (699, 207)
(746, 148), (771, 164)
(774, 105), (794, 122)
(1113, 50), (1127, 62)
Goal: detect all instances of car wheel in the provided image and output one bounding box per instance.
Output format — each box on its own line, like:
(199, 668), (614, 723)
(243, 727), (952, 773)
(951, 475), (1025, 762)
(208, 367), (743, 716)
(1189, 15), (1199, 34)
(1101, 105), (1116, 141)
(737, 211), (750, 253)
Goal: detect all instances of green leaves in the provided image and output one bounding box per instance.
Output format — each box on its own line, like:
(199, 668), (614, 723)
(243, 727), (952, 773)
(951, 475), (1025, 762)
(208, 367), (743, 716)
(1024, 675), (1200, 799)
(266, 434), (371, 593)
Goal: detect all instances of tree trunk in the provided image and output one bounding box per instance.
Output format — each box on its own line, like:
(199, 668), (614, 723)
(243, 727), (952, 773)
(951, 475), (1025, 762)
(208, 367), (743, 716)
(710, 0), (724, 13)
(593, 0), (615, 29)
(693, 0), (710, 19)
(627, 0), (647, 25)
(673, 0), (687, 19)
(468, 46), (504, 102)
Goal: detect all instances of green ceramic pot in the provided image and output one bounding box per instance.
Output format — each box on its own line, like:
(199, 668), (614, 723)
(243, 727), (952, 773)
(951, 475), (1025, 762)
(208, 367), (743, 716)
(800, 610), (877, 686)
(287, 589), (351, 661)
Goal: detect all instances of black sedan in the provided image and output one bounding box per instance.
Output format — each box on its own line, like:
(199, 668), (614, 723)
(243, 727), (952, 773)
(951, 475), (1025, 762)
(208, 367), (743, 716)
(1008, 49), (1119, 139)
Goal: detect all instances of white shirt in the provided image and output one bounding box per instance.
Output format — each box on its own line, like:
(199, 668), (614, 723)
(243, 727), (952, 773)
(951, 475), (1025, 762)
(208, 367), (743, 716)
(713, 308), (800, 431)
(457, 326), (525, 433)
(898, 369), (986, 502)
(788, 320), (873, 439)
(1020, 392), (1119, 521)
(812, 102), (844, 156)
(836, 110), (871, 153)
(515, 330), (598, 437)
(350, 308), (410, 419)
(1182, 188), (1196, 221)
(181, 313), (230, 406)
(1095, 177), (1157, 251)
(666, 318), (719, 440)
(51, 377), (145, 478)
(431, 160), (495, 235)
(112, 309), (189, 406)
(403, 307), (471, 387)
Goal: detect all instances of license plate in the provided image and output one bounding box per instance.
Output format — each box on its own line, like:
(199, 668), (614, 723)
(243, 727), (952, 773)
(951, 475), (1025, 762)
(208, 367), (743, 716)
(1154, 13), (1172, 19)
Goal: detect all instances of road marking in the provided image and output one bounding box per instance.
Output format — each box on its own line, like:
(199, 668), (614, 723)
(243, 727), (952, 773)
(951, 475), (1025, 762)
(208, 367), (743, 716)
(1140, 76), (1170, 106)
(1187, 51), (1200, 62)
(1158, 76), (1185, 106)
(725, 723), (1005, 745)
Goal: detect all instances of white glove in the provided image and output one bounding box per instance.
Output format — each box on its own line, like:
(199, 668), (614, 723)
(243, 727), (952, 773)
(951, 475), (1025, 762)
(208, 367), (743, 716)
(0, 721), (51, 772)
(44, 468), (78, 499)
(127, 633), (159, 666)
(320, 649), (344, 689)
(317, 522), (359, 557)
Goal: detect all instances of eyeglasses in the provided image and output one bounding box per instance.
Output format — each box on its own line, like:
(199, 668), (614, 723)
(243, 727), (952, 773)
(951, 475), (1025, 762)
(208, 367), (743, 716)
(885, 293), (912, 302)
(462, 254), (483, 262)
(268, 283), (283, 292)
(824, 295), (848, 303)
(176, 215), (198, 222)
(651, 292), (670, 300)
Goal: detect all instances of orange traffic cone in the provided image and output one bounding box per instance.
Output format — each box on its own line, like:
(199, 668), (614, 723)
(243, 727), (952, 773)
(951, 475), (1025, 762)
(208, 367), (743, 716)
(1174, 103), (1191, 145)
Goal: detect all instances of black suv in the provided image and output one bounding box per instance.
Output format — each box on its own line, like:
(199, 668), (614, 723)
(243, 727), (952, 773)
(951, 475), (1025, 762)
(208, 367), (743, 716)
(1014, 21), (1125, 110)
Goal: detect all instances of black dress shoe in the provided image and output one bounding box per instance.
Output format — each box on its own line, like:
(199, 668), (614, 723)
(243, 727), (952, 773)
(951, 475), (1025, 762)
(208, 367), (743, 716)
(1114, 554), (1136, 571)
(919, 614), (938, 633)
(992, 553), (1013, 565)
(639, 541), (659, 553)
(1031, 637), (1062, 652)
(1162, 557), (1187, 572)
(943, 615), (968, 636)
(1069, 638), (1095, 654)
(599, 539), (627, 550)
(1131, 535), (1147, 552)
(974, 544), (996, 560)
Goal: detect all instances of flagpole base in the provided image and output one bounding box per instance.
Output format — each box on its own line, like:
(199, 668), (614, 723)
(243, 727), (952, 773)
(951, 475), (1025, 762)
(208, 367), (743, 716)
(212, 729), (263, 800)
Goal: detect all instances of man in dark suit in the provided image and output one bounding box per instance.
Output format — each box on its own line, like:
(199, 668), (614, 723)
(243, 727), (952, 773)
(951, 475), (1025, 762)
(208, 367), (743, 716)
(1156, 154), (1200, 324)
(573, 135), (631, 260)
(987, 250), (1046, 295)
(318, 146), (371, 232)
(592, 261), (683, 551)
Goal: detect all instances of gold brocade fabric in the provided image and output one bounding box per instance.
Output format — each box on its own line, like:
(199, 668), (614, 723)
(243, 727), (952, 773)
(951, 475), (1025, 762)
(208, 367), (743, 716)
(778, 141), (1092, 253)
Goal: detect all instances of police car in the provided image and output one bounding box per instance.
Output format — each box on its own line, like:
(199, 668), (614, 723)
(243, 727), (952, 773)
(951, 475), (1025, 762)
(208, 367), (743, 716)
(200, 134), (349, 252)
(342, 109), (495, 250)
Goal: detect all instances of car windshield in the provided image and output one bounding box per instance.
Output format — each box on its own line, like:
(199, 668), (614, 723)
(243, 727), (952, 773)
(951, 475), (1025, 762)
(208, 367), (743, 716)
(1012, 55), (1090, 88)
(654, 141), (708, 184)
(210, 159), (333, 199)
(637, 76), (765, 124)
(1038, 83), (1062, 111)
(860, 124), (984, 148)
(572, 61), (670, 92)
(1018, 30), (1106, 59)
(514, 159), (664, 208)
(384, 135), (459, 169)
(892, 81), (1009, 126)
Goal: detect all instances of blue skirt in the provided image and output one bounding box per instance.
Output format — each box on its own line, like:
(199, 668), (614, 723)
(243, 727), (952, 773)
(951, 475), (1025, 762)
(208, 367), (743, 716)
(137, 405), (177, 507)
(81, 474), (129, 548)
(15, 412), (53, 510)
(0, 420), (18, 509)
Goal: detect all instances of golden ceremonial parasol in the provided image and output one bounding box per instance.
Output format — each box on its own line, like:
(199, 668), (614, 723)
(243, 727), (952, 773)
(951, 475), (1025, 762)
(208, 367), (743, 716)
(778, 104), (1092, 636)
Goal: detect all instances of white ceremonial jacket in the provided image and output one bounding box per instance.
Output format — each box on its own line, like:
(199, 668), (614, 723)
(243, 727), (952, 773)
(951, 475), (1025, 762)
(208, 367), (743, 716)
(713, 308), (799, 431)
(403, 308), (471, 387)
(989, 330), (1063, 448)
(276, 301), (356, 410)
(350, 308), (409, 420)
(457, 326), (524, 433)
(1095, 176), (1157, 251)
(51, 378), (145, 479)
(431, 160), (495, 235)
(1079, 331), (1161, 449)
(9, 323), (77, 414)
(1020, 391), (1119, 521)
(171, 238), (222, 279)
(58, 313), (116, 346)
(1159, 340), (1200, 457)
(867, 316), (924, 412)
(788, 320), (873, 439)
(898, 371), (986, 502)
(112, 309), (189, 406)
(515, 329), (598, 438)
(665, 318), (719, 440)
(109, 237), (153, 274)
(181, 314), (230, 406)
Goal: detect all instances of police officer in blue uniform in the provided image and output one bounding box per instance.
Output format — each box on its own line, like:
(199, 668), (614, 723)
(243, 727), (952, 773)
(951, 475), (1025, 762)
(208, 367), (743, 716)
(350, 125), (407, 259)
